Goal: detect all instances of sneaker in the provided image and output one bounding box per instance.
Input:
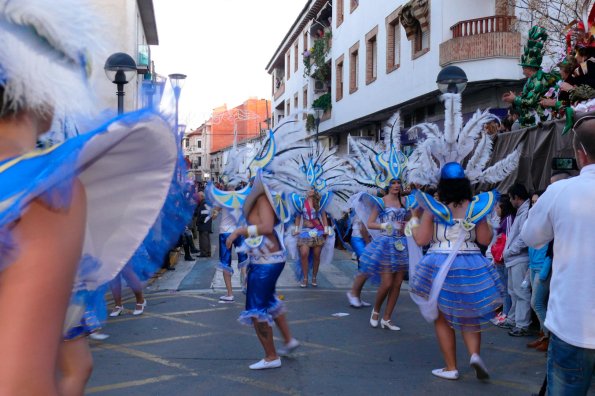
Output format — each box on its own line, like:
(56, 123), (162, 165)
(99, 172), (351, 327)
(277, 338), (300, 356)
(89, 332), (110, 341)
(351, 252), (357, 260)
(249, 358), (282, 370)
(497, 320), (514, 329)
(109, 305), (124, 317)
(360, 299), (371, 307)
(431, 368), (459, 380)
(219, 295), (234, 302)
(346, 292), (362, 308)
(470, 353), (489, 380)
(508, 327), (531, 337)
(490, 312), (506, 326)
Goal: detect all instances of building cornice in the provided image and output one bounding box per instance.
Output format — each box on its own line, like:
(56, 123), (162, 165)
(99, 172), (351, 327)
(137, 0), (159, 45)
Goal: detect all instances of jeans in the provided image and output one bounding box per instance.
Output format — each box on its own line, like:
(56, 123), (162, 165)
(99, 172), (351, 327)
(496, 263), (512, 315)
(530, 268), (550, 335)
(547, 333), (595, 395)
(507, 262), (532, 329)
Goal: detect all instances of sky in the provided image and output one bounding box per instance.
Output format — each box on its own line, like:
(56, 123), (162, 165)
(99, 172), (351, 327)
(151, 0), (307, 130)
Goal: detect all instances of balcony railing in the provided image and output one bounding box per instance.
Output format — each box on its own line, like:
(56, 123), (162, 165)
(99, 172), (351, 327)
(451, 15), (516, 38)
(274, 83), (285, 101)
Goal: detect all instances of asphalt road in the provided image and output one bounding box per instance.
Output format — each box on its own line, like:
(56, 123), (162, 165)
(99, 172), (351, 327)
(85, 248), (560, 395)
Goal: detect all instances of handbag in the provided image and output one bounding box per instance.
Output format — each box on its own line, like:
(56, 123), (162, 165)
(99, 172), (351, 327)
(491, 233), (506, 264)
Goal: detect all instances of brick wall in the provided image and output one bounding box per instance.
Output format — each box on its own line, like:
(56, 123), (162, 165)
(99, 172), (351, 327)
(439, 31), (521, 66)
(210, 99), (271, 153)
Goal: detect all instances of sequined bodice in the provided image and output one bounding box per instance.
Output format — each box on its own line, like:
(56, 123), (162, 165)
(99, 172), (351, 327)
(378, 207), (407, 236)
(428, 221), (479, 253)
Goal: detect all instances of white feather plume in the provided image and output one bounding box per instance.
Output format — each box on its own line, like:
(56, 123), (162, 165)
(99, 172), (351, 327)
(408, 93), (520, 187)
(0, 0), (108, 119)
(478, 147), (522, 184)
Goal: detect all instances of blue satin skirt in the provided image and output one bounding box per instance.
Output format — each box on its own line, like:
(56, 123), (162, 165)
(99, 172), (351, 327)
(238, 261), (286, 326)
(218, 233), (248, 274)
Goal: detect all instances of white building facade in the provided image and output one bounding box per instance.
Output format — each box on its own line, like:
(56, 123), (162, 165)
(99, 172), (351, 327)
(266, 0), (524, 153)
(184, 120), (213, 182)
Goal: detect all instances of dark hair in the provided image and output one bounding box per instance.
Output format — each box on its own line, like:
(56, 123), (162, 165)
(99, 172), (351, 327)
(497, 195), (516, 218)
(437, 177), (472, 205)
(508, 183), (530, 201)
(508, 107), (520, 117)
(575, 45), (594, 58)
(573, 116), (595, 158)
(558, 55), (578, 75)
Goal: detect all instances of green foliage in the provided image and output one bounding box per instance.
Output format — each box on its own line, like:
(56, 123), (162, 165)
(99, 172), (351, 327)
(306, 114), (315, 132)
(312, 93), (332, 112)
(303, 31), (332, 81)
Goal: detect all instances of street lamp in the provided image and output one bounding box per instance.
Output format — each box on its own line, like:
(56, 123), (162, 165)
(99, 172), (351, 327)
(313, 106), (324, 153)
(104, 52), (137, 114)
(169, 73), (187, 136)
(436, 65), (468, 94)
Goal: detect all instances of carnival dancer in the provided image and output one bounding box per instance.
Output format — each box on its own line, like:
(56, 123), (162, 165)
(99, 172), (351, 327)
(225, 171), (299, 369)
(346, 113), (416, 328)
(406, 93), (521, 381)
(209, 184), (250, 301)
(274, 144), (357, 288)
(291, 186), (330, 287)
(203, 121), (308, 299)
(0, 2), (192, 393)
(345, 209), (372, 308)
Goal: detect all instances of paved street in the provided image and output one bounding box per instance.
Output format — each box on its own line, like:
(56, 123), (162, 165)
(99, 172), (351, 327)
(84, 245), (565, 396)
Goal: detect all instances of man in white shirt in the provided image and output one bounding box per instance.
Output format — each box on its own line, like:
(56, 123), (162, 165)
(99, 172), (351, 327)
(521, 116), (595, 395)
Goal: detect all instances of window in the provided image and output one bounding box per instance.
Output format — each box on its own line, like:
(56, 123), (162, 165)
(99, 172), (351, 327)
(286, 52), (291, 80)
(350, 0), (358, 13)
(412, 21), (430, 58)
(294, 93), (299, 120)
(365, 26), (378, 85)
(196, 140), (201, 149)
(303, 86), (308, 119)
(303, 31), (309, 56)
(336, 55), (344, 101)
(197, 157), (202, 167)
(286, 100), (290, 117)
(294, 43), (299, 72)
(184, 139), (189, 148)
(337, 0), (344, 27)
(349, 41), (359, 94)
(386, 7), (401, 73)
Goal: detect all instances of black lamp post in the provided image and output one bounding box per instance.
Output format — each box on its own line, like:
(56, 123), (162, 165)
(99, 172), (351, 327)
(313, 107), (324, 153)
(104, 53), (137, 114)
(169, 73), (187, 136)
(436, 65), (468, 94)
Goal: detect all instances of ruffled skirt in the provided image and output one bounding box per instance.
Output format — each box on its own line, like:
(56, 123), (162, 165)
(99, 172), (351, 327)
(238, 261), (286, 326)
(409, 252), (504, 332)
(359, 235), (408, 284)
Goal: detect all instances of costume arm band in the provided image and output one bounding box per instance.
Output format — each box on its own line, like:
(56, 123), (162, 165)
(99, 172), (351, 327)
(247, 225), (259, 238)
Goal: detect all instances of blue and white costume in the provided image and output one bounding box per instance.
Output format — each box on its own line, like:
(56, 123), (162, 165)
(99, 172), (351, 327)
(349, 214), (367, 262)
(409, 191), (504, 331)
(350, 193), (418, 284)
(0, 111), (192, 339)
(205, 183), (250, 274)
(406, 93), (521, 332)
(238, 172), (290, 325)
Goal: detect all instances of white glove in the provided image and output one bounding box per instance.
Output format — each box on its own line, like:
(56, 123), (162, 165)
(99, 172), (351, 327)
(201, 204), (214, 223)
(324, 226), (334, 236)
(291, 226), (299, 236)
(380, 222), (393, 234)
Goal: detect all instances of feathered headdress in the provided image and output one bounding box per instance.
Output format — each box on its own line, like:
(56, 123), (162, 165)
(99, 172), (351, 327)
(0, 0), (107, 119)
(408, 94), (521, 187)
(266, 143), (358, 218)
(565, 0), (595, 54)
(222, 119), (308, 186)
(348, 112), (408, 190)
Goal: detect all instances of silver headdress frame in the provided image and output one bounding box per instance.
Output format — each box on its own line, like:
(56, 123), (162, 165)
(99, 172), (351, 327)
(407, 94), (521, 187)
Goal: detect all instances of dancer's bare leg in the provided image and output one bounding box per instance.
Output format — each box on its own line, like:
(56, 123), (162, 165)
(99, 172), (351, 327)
(58, 338), (93, 396)
(273, 314), (293, 344)
(350, 273), (368, 298)
(373, 272), (393, 319)
(252, 319), (278, 361)
(461, 330), (481, 356)
(299, 245), (310, 284)
(383, 271), (405, 321)
(311, 245), (322, 284)
(121, 266), (144, 305)
(222, 271), (233, 296)
(434, 313), (457, 371)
